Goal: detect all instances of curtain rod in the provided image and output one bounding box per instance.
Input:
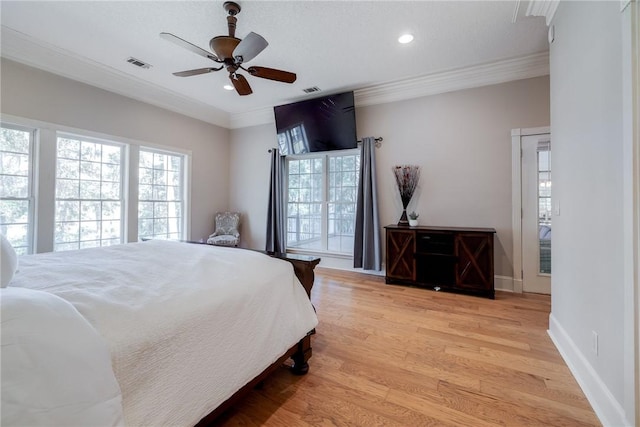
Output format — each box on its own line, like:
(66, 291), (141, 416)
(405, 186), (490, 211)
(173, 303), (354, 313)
(357, 136), (383, 148)
(357, 137), (383, 143)
(268, 137), (383, 153)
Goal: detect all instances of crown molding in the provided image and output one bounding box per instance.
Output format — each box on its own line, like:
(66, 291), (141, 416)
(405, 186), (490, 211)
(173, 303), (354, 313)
(526, 0), (559, 25)
(2, 26), (548, 131)
(354, 52), (549, 108)
(229, 52), (549, 128)
(0, 26), (230, 129)
(229, 107), (275, 129)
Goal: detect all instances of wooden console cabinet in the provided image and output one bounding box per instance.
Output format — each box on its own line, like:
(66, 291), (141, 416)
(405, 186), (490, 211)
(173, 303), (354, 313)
(385, 225), (496, 299)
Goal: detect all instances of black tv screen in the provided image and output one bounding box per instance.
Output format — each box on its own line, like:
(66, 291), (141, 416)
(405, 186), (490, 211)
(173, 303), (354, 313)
(274, 91), (357, 155)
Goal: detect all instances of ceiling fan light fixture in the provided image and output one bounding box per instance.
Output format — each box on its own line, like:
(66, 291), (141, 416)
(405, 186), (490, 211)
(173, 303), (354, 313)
(398, 34), (414, 44)
(223, 84), (234, 91)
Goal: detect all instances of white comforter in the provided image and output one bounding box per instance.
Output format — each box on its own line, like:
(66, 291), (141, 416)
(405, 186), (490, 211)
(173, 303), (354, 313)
(4, 240), (318, 426)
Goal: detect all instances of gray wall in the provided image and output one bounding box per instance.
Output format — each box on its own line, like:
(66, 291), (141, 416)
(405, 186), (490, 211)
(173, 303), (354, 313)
(548, 2), (634, 425)
(0, 59), (230, 242)
(230, 76), (550, 280)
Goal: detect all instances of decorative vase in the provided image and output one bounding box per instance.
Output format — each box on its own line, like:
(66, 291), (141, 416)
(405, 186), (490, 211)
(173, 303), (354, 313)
(398, 200), (410, 226)
(409, 219), (418, 227)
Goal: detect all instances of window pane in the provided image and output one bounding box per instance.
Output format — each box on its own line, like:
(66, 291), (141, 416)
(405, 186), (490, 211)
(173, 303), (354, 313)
(81, 142), (101, 162)
(79, 180), (101, 199)
(138, 149), (185, 240)
(81, 201), (101, 221)
(102, 163), (120, 182)
(1, 125), (33, 253)
(55, 136), (124, 251)
(0, 175), (29, 198)
(57, 158), (79, 179)
(1, 152), (29, 176)
(57, 138), (80, 160)
(56, 201), (80, 222)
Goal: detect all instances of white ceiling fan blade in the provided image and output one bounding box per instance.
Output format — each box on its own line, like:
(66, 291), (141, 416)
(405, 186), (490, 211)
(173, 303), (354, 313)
(232, 32), (268, 64)
(160, 32), (220, 62)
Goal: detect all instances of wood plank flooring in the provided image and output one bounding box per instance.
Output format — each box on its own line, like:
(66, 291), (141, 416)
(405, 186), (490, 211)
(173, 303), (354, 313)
(215, 268), (599, 426)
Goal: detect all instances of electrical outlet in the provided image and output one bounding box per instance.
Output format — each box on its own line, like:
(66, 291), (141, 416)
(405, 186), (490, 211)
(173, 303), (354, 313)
(592, 331), (599, 355)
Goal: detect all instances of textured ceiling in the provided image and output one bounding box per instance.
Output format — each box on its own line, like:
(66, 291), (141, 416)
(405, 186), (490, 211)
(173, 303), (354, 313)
(0, 1), (548, 128)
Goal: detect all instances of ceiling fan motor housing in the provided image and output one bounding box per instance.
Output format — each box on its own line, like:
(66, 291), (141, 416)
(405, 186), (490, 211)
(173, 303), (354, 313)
(210, 36), (241, 61)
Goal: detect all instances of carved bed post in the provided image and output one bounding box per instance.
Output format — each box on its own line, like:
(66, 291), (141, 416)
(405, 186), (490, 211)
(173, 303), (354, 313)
(270, 253), (319, 375)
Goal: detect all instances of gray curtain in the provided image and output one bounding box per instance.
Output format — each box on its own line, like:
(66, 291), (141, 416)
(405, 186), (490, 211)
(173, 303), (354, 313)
(266, 148), (286, 253)
(354, 137), (382, 270)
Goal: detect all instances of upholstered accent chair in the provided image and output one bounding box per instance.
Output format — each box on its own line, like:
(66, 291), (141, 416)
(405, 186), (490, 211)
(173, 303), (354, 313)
(207, 212), (241, 247)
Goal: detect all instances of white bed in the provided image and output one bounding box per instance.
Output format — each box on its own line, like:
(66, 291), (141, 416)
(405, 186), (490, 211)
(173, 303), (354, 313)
(1, 240), (318, 426)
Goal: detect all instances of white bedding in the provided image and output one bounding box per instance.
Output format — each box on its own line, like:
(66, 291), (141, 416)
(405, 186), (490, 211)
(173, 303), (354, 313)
(5, 240), (318, 426)
(1, 287), (124, 427)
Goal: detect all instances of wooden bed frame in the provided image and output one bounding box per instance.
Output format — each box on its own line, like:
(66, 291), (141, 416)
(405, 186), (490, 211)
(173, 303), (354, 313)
(195, 251), (320, 425)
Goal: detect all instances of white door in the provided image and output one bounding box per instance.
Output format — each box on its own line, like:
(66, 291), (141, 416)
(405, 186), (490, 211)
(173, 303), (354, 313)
(521, 134), (551, 294)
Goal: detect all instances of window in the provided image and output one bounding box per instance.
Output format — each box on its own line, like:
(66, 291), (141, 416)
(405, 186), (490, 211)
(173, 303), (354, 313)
(0, 118), (192, 254)
(0, 125), (34, 254)
(138, 149), (185, 241)
(286, 150), (360, 255)
(537, 142), (551, 274)
(54, 135), (124, 251)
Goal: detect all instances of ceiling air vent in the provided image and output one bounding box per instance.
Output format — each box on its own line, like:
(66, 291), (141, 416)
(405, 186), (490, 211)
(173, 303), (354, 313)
(302, 86), (320, 93)
(126, 57), (152, 69)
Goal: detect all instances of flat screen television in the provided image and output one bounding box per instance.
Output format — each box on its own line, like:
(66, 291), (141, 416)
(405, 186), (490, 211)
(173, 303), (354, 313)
(273, 91), (357, 155)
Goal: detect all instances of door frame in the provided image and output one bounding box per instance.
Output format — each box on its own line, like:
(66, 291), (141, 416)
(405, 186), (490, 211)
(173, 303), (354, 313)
(511, 126), (550, 294)
(622, 0), (639, 423)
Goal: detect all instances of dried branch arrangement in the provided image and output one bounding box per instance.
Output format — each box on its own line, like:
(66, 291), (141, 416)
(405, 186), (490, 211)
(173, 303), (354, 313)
(393, 165), (421, 207)
(393, 165), (421, 225)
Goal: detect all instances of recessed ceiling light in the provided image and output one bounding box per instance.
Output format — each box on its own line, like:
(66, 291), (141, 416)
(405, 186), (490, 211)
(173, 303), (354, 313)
(398, 34), (414, 44)
(223, 84), (234, 91)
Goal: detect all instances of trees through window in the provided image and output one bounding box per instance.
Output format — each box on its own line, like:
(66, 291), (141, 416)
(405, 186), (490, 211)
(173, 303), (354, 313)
(138, 149), (185, 241)
(0, 125), (34, 255)
(1, 121), (191, 255)
(54, 135), (123, 251)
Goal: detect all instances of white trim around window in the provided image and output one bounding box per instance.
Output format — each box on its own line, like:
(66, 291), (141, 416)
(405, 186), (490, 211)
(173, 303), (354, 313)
(0, 114), (192, 253)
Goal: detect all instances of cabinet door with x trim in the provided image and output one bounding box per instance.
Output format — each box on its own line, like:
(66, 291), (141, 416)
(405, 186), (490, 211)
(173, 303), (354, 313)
(385, 229), (415, 281)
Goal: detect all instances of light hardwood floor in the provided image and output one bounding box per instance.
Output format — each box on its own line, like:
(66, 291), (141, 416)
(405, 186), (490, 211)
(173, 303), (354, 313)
(216, 268), (600, 426)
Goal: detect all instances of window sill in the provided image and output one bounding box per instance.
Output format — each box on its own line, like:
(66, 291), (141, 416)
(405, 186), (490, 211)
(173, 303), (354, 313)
(286, 248), (353, 260)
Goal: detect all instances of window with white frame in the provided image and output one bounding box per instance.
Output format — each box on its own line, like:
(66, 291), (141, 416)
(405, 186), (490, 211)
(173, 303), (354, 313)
(54, 135), (124, 251)
(137, 149), (185, 241)
(286, 150), (360, 255)
(0, 125), (34, 255)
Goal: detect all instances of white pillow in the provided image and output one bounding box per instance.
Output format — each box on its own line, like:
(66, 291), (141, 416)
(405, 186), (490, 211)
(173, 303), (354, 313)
(1, 233), (18, 288)
(1, 287), (124, 426)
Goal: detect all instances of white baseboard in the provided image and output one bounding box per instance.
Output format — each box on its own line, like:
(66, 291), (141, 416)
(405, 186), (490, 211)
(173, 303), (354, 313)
(548, 313), (632, 426)
(513, 277), (523, 293)
(494, 275), (515, 292)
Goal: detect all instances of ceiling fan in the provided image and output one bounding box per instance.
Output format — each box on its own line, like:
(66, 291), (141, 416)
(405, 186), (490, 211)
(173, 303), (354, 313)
(160, 1), (296, 96)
